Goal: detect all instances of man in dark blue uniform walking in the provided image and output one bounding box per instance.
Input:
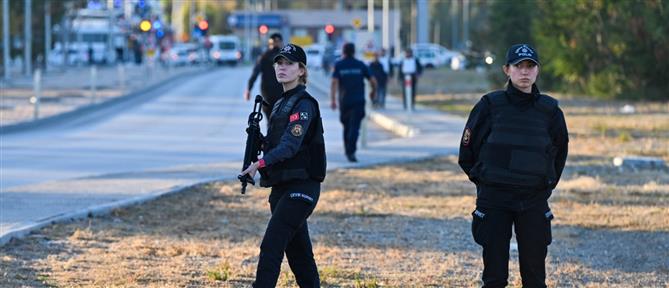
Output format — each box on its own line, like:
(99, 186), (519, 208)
(459, 44), (569, 288)
(330, 43), (377, 162)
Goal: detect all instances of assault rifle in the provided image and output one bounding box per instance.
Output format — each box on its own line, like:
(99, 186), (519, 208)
(238, 95), (264, 194)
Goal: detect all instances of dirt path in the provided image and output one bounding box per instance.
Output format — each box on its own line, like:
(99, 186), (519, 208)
(2, 156), (668, 287)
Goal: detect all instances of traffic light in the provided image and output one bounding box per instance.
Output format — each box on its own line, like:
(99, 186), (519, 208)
(198, 20), (209, 35)
(139, 20), (152, 32)
(258, 24), (269, 35)
(325, 24), (335, 41)
(324, 24), (335, 35)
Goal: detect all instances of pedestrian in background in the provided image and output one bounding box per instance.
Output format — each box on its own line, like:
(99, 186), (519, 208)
(369, 49), (391, 109)
(398, 48), (422, 110)
(239, 44), (326, 288)
(330, 43), (377, 162)
(458, 43), (569, 288)
(245, 33), (285, 119)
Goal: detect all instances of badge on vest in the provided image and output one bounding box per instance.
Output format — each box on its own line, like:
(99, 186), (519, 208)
(300, 112), (309, 120)
(462, 128), (472, 146)
(291, 124), (303, 137)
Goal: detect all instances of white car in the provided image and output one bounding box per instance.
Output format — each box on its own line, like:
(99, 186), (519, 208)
(411, 43), (466, 70)
(169, 43), (200, 66)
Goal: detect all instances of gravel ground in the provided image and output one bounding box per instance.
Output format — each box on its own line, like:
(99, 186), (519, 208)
(1, 155), (667, 287)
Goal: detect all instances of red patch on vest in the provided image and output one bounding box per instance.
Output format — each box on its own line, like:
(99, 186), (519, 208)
(289, 113), (299, 122)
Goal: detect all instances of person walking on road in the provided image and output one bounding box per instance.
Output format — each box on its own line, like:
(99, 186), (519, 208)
(369, 50), (391, 109)
(398, 48), (422, 110)
(239, 44), (326, 288)
(458, 43), (569, 288)
(245, 33), (285, 119)
(330, 43), (377, 162)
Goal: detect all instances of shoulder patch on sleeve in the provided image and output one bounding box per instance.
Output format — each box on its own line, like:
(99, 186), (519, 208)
(299, 112), (309, 120)
(291, 124), (304, 137)
(462, 128), (472, 146)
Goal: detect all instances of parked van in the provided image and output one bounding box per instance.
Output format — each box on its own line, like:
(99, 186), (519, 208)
(209, 35), (242, 66)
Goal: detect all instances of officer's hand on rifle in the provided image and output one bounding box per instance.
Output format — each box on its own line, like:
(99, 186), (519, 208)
(244, 90), (251, 101)
(239, 161), (260, 178)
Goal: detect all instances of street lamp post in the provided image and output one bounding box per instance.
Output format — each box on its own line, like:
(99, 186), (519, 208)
(2, 0), (10, 80)
(45, 0), (51, 71)
(24, 0), (32, 76)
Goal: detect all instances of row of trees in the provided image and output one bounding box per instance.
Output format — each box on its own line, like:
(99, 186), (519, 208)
(487, 0), (668, 100)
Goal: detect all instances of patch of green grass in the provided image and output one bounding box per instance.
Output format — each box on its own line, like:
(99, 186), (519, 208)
(206, 262), (231, 281)
(36, 274), (58, 288)
(319, 266), (342, 285)
(617, 130), (633, 142)
(354, 275), (380, 288)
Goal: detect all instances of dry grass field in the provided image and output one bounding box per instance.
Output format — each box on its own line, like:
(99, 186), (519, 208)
(1, 68), (667, 287)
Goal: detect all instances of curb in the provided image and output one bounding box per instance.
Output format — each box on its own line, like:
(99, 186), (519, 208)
(308, 74), (419, 138)
(0, 67), (212, 135)
(0, 177), (220, 246)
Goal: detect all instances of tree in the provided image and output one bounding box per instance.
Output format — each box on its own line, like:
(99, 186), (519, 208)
(535, 0), (669, 99)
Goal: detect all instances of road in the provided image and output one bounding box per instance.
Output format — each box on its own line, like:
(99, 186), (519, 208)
(0, 66), (396, 238)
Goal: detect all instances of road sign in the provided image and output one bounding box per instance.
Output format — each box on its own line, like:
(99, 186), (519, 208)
(352, 18), (362, 29)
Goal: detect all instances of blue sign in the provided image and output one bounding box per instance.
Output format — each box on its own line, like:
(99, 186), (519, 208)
(228, 13), (285, 29)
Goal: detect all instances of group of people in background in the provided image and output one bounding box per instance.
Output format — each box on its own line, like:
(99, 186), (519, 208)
(242, 35), (568, 288)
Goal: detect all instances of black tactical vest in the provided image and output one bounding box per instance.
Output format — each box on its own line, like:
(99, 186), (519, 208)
(474, 91), (558, 190)
(259, 88), (326, 187)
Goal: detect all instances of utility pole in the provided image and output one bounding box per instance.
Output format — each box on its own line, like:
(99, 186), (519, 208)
(463, 0), (469, 49)
(416, 0), (428, 44)
(24, 0), (32, 76)
(382, 0), (389, 49)
(451, 0), (458, 49)
(2, 0), (10, 80)
(394, 0), (400, 57)
(44, 0), (51, 71)
(189, 0), (194, 42)
(367, 0), (374, 32)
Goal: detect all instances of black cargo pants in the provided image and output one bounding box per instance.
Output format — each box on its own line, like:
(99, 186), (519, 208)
(253, 180), (320, 288)
(471, 203), (553, 288)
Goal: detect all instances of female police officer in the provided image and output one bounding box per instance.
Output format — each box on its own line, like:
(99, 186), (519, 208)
(458, 44), (569, 288)
(240, 44), (326, 287)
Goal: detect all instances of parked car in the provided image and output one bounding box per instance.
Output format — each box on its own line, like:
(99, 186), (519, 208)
(410, 43), (466, 70)
(208, 35), (242, 66)
(169, 43), (200, 66)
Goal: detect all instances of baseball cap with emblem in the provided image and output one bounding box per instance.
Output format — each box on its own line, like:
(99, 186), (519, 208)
(273, 44), (307, 66)
(506, 44), (540, 65)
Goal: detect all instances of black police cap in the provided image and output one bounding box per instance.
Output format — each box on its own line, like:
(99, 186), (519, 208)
(273, 44), (307, 66)
(506, 44), (540, 65)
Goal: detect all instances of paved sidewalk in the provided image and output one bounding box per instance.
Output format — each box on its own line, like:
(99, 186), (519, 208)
(0, 64), (206, 128)
(0, 66), (466, 246)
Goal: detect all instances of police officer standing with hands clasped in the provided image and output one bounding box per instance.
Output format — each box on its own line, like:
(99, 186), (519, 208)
(459, 44), (569, 288)
(239, 44), (326, 288)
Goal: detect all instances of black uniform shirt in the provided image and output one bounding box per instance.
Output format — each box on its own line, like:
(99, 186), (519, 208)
(261, 86), (317, 168)
(458, 82), (569, 211)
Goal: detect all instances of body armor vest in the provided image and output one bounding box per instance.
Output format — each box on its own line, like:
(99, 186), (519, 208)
(474, 91), (558, 190)
(259, 88), (326, 187)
